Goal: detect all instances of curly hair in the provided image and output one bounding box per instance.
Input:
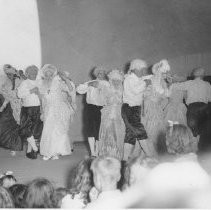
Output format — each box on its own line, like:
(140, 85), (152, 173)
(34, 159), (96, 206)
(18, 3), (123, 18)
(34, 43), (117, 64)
(0, 186), (14, 208)
(69, 158), (94, 203)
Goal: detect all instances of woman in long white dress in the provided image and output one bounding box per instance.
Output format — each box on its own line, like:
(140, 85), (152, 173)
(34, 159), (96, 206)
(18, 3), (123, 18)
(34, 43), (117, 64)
(39, 64), (76, 160)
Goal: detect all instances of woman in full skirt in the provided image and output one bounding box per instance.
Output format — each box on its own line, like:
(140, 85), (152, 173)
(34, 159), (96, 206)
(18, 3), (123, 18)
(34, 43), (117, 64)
(39, 64), (76, 160)
(0, 65), (24, 154)
(98, 70), (125, 160)
(0, 94), (23, 152)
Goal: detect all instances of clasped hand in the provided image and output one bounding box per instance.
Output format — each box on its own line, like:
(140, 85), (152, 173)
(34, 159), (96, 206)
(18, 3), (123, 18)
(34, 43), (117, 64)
(30, 87), (40, 95)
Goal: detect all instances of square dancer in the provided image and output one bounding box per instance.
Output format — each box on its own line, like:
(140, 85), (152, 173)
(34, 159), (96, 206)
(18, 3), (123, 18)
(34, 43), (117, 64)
(122, 59), (152, 161)
(17, 65), (43, 159)
(172, 68), (211, 138)
(77, 67), (109, 157)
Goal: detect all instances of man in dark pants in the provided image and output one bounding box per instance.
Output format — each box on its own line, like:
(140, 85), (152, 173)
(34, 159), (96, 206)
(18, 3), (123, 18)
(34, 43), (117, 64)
(76, 67), (109, 156)
(173, 68), (211, 142)
(18, 65), (43, 159)
(122, 59), (153, 161)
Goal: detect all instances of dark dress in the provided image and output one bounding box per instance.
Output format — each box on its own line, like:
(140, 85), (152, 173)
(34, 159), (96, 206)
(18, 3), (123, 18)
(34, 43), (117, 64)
(0, 94), (23, 151)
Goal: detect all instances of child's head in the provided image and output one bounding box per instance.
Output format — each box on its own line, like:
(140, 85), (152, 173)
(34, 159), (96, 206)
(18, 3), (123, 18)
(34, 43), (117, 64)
(91, 156), (121, 192)
(0, 186), (14, 208)
(0, 172), (17, 188)
(124, 156), (158, 188)
(54, 187), (69, 208)
(9, 184), (27, 208)
(69, 157), (94, 195)
(23, 178), (55, 208)
(166, 124), (194, 154)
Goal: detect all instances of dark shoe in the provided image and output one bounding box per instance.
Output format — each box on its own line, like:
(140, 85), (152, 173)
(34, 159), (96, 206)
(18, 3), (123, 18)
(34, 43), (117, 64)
(31, 150), (38, 159)
(26, 152), (35, 159)
(26, 150), (37, 159)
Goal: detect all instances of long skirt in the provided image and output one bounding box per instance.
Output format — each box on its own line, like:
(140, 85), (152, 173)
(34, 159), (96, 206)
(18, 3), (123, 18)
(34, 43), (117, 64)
(86, 104), (102, 140)
(121, 104), (147, 145)
(0, 102), (23, 151)
(142, 100), (166, 154)
(40, 102), (73, 158)
(98, 104), (125, 160)
(19, 106), (43, 141)
(187, 102), (209, 137)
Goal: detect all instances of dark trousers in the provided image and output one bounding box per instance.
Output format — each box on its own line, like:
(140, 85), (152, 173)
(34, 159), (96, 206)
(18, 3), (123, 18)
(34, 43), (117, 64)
(187, 102), (208, 137)
(87, 104), (102, 140)
(19, 106), (43, 141)
(121, 103), (148, 145)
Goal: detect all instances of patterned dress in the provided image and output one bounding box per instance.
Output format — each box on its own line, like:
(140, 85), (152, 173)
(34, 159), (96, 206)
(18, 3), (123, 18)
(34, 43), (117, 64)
(98, 82), (125, 160)
(0, 94), (23, 151)
(40, 75), (76, 158)
(142, 77), (168, 154)
(1, 78), (22, 124)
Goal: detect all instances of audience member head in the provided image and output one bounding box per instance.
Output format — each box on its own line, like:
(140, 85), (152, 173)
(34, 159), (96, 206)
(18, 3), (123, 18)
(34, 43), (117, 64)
(25, 65), (39, 81)
(0, 186), (14, 208)
(23, 178), (55, 208)
(129, 59), (148, 77)
(41, 64), (58, 81)
(0, 172), (17, 188)
(192, 67), (205, 79)
(91, 156), (121, 192)
(123, 155), (158, 189)
(9, 184), (27, 208)
(54, 187), (69, 208)
(166, 123), (197, 154)
(69, 157), (93, 199)
(92, 66), (107, 80)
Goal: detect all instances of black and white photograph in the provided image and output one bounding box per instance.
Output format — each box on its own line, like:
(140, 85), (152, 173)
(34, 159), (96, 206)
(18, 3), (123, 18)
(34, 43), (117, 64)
(0, 0), (211, 208)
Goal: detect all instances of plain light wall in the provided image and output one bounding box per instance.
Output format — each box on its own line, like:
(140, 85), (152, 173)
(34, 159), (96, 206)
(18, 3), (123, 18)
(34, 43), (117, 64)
(0, 0), (41, 74)
(37, 0), (211, 141)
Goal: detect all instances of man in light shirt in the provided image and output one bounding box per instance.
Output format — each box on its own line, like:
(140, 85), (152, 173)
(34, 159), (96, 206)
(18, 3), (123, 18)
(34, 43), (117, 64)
(172, 68), (211, 138)
(122, 59), (151, 161)
(17, 65), (43, 159)
(77, 67), (109, 157)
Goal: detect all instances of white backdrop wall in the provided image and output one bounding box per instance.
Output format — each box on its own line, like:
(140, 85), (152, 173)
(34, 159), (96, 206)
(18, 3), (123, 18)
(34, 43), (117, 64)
(0, 0), (41, 74)
(169, 52), (211, 76)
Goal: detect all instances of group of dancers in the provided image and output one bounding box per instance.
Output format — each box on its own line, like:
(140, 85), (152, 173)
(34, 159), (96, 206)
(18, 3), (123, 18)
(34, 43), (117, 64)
(0, 58), (211, 161)
(0, 64), (76, 160)
(78, 59), (211, 161)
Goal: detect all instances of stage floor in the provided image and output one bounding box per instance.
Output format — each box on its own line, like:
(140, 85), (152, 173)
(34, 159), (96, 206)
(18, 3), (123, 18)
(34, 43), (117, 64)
(0, 142), (89, 188)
